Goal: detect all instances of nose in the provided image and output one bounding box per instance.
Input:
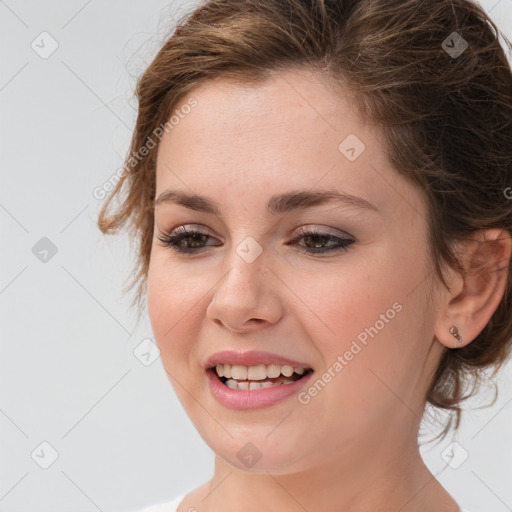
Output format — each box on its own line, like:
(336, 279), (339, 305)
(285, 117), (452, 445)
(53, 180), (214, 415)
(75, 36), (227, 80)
(206, 246), (283, 333)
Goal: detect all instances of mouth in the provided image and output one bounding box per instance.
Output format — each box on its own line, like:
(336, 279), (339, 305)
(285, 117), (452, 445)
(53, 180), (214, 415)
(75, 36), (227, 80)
(208, 363), (314, 391)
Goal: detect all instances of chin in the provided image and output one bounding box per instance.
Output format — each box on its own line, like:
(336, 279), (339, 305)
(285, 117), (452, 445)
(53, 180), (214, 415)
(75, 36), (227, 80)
(201, 428), (313, 474)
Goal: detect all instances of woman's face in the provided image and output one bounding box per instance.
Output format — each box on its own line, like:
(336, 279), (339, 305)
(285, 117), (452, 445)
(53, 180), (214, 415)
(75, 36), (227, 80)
(147, 68), (446, 474)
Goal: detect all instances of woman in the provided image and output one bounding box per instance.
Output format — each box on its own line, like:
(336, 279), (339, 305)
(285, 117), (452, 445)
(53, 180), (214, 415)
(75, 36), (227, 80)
(98, 0), (512, 510)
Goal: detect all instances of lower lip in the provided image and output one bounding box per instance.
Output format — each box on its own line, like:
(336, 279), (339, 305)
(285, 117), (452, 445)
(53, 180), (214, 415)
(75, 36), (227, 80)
(206, 368), (314, 410)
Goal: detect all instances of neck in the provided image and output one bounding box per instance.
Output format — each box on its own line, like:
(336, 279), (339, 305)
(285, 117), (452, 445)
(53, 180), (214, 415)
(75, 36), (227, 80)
(196, 424), (459, 512)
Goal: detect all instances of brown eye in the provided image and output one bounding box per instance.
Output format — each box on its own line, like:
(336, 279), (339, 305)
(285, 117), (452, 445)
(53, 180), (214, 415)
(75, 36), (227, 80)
(156, 226), (219, 253)
(289, 229), (355, 255)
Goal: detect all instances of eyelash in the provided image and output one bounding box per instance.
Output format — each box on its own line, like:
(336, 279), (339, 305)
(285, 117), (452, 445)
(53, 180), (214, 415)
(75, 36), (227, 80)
(156, 225), (355, 255)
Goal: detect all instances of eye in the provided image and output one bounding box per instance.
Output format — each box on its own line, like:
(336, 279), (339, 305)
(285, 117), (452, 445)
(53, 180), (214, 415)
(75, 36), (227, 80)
(287, 227), (355, 255)
(156, 225), (219, 253)
(156, 225), (355, 255)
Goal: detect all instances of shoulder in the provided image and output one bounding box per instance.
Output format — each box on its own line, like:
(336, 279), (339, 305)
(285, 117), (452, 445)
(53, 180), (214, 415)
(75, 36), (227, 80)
(138, 493), (185, 512)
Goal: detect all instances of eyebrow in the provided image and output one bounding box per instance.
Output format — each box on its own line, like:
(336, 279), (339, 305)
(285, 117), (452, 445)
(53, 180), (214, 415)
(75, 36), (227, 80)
(153, 189), (380, 216)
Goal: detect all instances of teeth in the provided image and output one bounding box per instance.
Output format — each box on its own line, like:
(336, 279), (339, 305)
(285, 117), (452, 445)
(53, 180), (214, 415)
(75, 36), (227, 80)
(237, 381), (249, 390)
(247, 364), (267, 380)
(267, 364), (281, 378)
(281, 365), (294, 377)
(225, 379), (238, 390)
(214, 363), (308, 381)
(224, 378), (297, 390)
(231, 365), (248, 380)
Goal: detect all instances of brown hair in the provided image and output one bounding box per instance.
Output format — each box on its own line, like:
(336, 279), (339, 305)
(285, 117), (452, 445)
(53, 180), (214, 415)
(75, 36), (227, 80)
(97, 0), (512, 436)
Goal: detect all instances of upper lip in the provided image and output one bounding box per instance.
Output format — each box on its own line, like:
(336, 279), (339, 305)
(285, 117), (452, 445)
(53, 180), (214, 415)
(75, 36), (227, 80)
(204, 350), (313, 370)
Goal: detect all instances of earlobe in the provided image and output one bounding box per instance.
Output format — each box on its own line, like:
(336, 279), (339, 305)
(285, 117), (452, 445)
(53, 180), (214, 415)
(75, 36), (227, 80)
(434, 323), (466, 350)
(448, 325), (463, 343)
(434, 228), (512, 349)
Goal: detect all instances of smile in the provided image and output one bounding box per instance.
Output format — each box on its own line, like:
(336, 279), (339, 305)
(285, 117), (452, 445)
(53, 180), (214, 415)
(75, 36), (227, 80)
(207, 364), (314, 410)
(214, 363), (311, 390)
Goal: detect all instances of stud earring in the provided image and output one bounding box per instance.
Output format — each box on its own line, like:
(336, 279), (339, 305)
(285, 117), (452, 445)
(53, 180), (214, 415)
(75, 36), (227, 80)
(449, 325), (463, 343)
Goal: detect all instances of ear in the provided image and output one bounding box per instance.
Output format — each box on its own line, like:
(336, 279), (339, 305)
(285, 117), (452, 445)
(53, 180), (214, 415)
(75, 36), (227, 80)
(434, 228), (512, 349)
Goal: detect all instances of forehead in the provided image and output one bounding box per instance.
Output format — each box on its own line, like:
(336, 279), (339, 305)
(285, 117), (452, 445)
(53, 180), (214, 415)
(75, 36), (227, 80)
(154, 69), (423, 220)
(160, 69), (358, 160)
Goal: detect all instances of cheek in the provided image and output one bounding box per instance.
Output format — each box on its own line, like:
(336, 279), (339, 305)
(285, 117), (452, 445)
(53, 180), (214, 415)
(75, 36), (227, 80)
(304, 246), (429, 390)
(146, 255), (204, 356)
(300, 255), (406, 344)
(147, 255), (211, 407)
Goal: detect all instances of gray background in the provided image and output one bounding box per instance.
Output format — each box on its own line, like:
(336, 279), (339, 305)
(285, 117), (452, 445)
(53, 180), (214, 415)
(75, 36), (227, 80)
(1, 1), (511, 511)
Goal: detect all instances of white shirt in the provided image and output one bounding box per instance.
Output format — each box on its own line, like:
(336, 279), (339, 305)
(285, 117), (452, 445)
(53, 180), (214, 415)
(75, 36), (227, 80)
(140, 493), (474, 512)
